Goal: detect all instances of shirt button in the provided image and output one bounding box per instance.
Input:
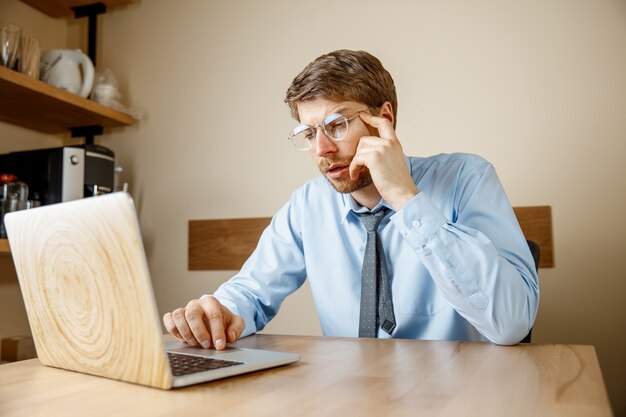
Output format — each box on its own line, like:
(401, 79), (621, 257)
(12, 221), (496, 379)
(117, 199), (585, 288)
(412, 220), (422, 228)
(401, 229), (408, 237)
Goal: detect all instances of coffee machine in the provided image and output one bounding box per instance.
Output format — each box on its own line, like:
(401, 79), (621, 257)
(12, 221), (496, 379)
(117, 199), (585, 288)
(0, 144), (115, 206)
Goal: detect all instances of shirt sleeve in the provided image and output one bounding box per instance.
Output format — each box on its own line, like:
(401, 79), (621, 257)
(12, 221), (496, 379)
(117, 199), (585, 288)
(212, 193), (307, 337)
(389, 162), (540, 345)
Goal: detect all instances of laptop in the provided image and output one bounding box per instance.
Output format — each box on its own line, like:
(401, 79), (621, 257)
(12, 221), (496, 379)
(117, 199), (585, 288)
(4, 192), (299, 389)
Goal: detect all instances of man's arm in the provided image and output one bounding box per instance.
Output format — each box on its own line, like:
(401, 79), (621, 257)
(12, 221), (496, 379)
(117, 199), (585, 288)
(351, 111), (538, 344)
(390, 162), (539, 345)
(163, 194), (307, 349)
(211, 198), (307, 337)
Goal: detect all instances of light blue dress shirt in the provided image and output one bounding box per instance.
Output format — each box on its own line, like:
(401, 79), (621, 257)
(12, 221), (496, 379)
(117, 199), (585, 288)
(214, 153), (539, 345)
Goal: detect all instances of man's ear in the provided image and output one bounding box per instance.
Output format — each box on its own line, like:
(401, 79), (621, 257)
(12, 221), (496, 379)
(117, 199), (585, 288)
(378, 101), (394, 127)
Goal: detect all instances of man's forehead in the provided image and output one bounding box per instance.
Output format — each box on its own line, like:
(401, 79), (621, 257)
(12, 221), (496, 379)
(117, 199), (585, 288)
(296, 99), (361, 124)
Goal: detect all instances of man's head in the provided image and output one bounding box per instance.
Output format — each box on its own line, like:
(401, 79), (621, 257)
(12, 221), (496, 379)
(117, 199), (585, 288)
(285, 50), (397, 128)
(285, 50), (398, 195)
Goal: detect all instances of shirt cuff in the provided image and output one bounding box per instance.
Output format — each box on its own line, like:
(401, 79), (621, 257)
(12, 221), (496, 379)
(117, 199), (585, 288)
(389, 192), (448, 250)
(212, 293), (258, 338)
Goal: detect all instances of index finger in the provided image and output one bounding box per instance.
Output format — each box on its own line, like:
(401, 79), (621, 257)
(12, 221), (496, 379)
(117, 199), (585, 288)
(200, 295), (228, 350)
(359, 112), (398, 141)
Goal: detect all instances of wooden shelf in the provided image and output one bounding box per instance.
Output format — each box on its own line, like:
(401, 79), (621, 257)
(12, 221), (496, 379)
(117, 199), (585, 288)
(20, 0), (134, 18)
(0, 66), (135, 134)
(0, 239), (10, 254)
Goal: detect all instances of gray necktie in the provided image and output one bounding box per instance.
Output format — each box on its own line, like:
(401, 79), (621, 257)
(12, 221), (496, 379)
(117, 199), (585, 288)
(357, 208), (396, 338)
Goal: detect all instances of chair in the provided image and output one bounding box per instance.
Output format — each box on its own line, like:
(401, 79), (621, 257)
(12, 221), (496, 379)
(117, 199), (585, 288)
(520, 239), (540, 343)
(188, 206), (553, 343)
(527, 239), (541, 273)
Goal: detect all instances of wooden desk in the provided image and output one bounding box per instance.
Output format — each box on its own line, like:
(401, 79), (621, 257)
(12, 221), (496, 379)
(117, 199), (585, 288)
(0, 334), (612, 417)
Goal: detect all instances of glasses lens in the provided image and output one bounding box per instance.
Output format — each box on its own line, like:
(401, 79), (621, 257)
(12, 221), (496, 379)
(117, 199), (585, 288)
(289, 125), (315, 149)
(323, 114), (349, 141)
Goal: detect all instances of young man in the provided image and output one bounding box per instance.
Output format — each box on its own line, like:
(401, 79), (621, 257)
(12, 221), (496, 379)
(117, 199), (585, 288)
(164, 50), (539, 350)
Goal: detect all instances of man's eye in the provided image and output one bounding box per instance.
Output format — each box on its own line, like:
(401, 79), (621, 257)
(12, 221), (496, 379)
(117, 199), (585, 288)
(327, 119), (347, 130)
(327, 120), (348, 138)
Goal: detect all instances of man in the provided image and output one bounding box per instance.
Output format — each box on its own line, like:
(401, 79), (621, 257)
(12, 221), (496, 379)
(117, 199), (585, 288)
(164, 50), (539, 350)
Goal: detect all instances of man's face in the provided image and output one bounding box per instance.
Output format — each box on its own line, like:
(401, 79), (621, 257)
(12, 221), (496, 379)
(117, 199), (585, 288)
(296, 98), (375, 194)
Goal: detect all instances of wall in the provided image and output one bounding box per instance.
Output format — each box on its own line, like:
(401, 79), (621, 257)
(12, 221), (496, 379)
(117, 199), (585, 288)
(1, 0), (624, 414)
(0, 0), (78, 346)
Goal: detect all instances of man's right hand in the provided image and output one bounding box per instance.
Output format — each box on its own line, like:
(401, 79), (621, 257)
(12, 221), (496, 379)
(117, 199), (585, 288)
(163, 295), (245, 351)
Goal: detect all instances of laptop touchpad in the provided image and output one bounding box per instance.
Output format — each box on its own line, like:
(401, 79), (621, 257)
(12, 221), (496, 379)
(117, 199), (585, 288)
(164, 339), (241, 355)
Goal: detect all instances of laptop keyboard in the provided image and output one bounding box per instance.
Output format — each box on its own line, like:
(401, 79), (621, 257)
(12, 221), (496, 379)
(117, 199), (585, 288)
(167, 352), (244, 377)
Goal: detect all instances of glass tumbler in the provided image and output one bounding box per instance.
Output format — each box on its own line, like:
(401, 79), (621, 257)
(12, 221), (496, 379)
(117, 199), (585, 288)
(0, 22), (22, 69)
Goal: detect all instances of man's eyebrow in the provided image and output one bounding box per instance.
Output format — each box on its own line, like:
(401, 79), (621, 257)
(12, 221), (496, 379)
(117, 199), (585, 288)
(298, 104), (354, 126)
(329, 105), (350, 114)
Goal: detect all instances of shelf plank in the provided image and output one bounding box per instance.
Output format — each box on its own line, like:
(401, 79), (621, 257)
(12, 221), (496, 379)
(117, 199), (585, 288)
(0, 66), (135, 134)
(20, 0), (135, 18)
(0, 239), (10, 254)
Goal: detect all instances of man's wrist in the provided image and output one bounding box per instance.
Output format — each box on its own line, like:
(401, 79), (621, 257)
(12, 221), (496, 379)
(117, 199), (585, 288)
(389, 186), (420, 211)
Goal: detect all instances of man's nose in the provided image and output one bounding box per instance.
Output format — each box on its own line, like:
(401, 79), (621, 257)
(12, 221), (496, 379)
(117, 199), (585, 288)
(313, 128), (338, 156)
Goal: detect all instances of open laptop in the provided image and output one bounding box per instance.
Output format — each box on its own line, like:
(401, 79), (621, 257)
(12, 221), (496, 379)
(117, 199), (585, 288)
(4, 192), (299, 389)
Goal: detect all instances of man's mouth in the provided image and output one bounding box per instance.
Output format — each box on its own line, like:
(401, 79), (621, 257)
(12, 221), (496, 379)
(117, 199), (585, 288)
(318, 157), (373, 193)
(326, 163), (348, 173)
(325, 164), (349, 179)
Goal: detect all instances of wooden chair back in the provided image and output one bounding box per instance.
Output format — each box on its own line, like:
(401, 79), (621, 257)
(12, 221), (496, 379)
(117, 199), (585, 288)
(189, 206), (553, 270)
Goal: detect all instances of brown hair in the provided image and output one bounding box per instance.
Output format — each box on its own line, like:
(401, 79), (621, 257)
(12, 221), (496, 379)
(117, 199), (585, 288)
(285, 50), (398, 127)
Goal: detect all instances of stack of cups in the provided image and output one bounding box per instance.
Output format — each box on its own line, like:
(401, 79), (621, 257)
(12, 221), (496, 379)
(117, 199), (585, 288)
(19, 35), (40, 78)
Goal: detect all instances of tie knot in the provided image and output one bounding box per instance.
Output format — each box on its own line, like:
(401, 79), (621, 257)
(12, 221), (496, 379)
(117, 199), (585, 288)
(357, 208), (389, 232)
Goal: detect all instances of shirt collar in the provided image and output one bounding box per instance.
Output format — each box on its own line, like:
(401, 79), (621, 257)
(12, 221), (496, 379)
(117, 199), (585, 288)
(339, 192), (395, 224)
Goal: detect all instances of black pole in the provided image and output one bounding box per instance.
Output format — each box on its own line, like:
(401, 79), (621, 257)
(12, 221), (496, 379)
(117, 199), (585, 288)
(72, 3), (107, 145)
(87, 12), (97, 66)
(72, 2), (107, 67)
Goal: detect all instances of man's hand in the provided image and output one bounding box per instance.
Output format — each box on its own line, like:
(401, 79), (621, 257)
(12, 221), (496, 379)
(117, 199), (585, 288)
(163, 295), (245, 350)
(349, 112), (419, 210)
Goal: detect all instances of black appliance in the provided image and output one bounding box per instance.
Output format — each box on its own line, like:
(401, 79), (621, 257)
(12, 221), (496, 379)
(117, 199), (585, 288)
(0, 144), (115, 206)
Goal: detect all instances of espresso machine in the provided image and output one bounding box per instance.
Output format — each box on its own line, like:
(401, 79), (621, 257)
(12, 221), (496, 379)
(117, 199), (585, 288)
(0, 144), (115, 206)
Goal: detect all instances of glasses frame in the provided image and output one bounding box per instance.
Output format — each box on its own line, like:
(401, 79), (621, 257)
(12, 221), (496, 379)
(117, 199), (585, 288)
(288, 106), (375, 150)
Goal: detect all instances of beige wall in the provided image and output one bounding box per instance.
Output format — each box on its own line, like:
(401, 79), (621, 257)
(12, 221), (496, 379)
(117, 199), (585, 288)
(0, 0), (76, 349)
(1, 0), (625, 414)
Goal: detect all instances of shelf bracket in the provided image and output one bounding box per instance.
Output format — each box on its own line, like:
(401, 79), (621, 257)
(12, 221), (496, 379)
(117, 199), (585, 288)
(70, 125), (103, 145)
(72, 2), (107, 66)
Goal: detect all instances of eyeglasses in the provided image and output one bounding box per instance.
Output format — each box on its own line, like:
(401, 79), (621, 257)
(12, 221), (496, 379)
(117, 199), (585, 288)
(288, 106), (374, 150)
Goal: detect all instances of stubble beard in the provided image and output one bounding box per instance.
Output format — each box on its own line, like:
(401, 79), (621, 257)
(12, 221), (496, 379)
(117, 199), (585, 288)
(318, 156), (374, 194)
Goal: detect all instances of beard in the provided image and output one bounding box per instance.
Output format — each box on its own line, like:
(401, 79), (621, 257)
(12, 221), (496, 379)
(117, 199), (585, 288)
(318, 156), (374, 194)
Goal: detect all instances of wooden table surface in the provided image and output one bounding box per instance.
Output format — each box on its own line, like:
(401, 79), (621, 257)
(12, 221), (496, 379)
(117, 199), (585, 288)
(0, 334), (613, 417)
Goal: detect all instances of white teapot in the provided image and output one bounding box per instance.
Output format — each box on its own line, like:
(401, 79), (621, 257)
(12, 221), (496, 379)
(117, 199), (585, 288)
(40, 49), (94, 98)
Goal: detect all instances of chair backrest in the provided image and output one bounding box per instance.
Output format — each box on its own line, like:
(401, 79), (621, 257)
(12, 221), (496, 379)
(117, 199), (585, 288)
(512, 206), (553, 268)
(188, 206), (554, 271)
